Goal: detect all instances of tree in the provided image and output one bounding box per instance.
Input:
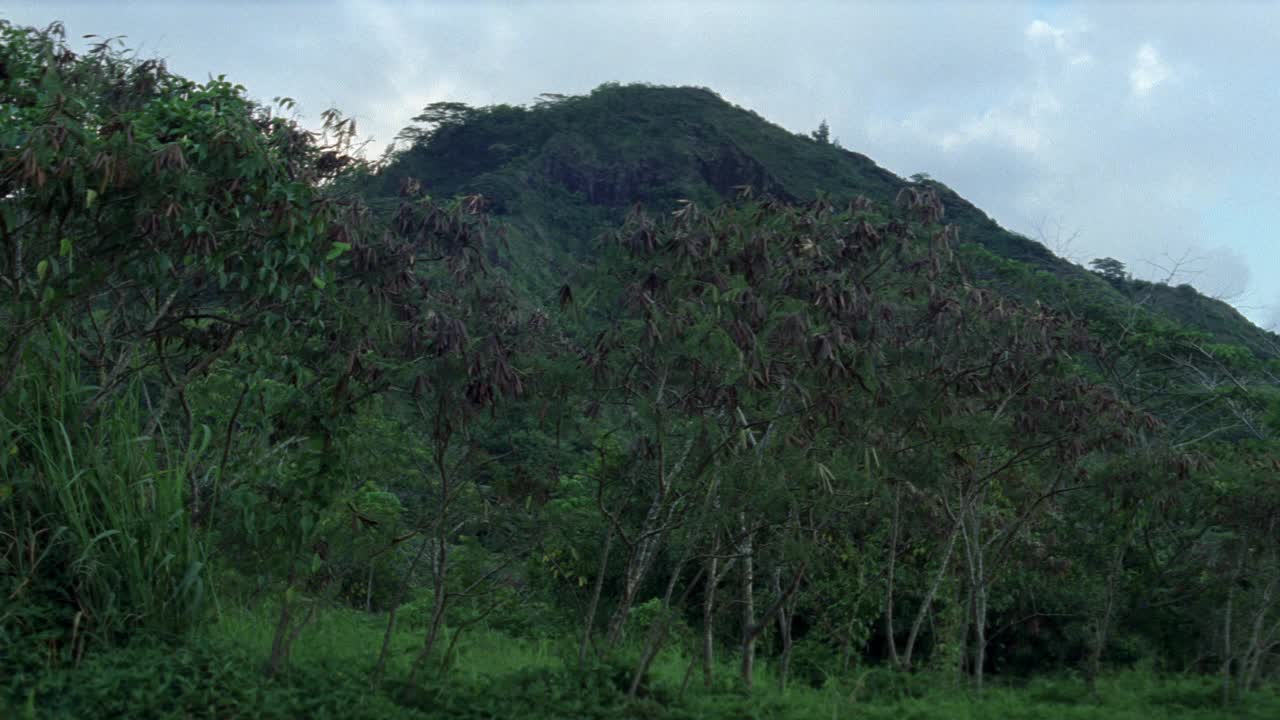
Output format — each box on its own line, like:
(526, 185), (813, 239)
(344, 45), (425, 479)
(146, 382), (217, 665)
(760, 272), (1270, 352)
(811, 119), (831, 144)
(1090, 257), (1130, 283)
(0, 20), (376, 653)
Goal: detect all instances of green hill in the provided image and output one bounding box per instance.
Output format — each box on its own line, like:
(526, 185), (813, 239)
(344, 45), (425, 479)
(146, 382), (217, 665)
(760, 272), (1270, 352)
(373, 82), (1277, 356)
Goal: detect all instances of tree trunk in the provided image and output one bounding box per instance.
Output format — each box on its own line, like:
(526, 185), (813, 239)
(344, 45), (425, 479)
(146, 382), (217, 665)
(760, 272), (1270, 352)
(884, 485), (902, 668)
(972, 582), (987, 693)
(408, 433), (455, 687)
(958, 580), (973, 683)
(267, 588), (293, 677)
(605, 491), (667, 650)
(579, 526), (614, 663)
(1086, 520), (1135, 694)
(1240, 569), (1277, 695)
(903, 520), (959, 668)
(1244, 624), (1279, 693)
(679, 655), (698, 699)
(629, 556), (690, 697)
(773, 566), (795, 693)
(373, 533), (431, 683)
(739, 513), (756, 690)
(408, 535), (449, 686)
(703, 552), (720, 688)
(1239, 529), (1278, 696)
(266, 562), (298, 677)
(956, 492), (985, 692)
(1221, 544), (1244, 706)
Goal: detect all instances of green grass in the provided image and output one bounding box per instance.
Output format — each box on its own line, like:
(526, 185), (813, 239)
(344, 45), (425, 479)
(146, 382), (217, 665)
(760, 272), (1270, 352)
(1, 327), (207, 656)
(7, 590), (1279, 719)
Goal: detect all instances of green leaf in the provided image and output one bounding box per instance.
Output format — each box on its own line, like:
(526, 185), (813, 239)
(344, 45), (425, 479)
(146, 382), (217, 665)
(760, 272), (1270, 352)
(36, 259), (49, 281)
(85, 189), (97, 208)
(311, 276), (326, 290)
(324, 242), (351, 261)
(59, 237), (73, 257)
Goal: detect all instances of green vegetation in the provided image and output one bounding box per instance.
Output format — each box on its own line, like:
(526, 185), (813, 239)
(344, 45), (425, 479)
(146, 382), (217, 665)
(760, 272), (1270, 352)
(3, 20), (1279, 719)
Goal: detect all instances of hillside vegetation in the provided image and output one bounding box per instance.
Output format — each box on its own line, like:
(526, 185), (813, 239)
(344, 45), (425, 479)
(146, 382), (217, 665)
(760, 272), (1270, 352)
(3, 22), (1279, 719)
(376, 82), (1279, 356)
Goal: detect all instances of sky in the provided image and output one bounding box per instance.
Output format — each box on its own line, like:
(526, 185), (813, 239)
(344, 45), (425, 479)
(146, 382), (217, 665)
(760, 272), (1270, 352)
(8, 1), (1278, 329)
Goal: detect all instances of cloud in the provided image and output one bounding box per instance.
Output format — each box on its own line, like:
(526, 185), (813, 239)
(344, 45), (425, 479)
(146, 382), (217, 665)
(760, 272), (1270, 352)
(1129, 43), (1171, 97)
(935, 88), (1062, 154)
(1025, 19), (1093, 65)
(1026, 19), (1068, 48)
(1266, 304), (1280, 332)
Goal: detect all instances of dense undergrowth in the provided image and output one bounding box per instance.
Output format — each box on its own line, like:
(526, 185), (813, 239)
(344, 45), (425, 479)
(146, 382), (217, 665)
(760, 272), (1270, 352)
(8, 604), (1280, 719)
(3, 18), (1279, 719)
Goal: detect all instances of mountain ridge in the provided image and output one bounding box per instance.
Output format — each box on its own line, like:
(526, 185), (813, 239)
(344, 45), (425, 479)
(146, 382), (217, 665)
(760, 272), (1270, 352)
(373, 82), (1277, 356)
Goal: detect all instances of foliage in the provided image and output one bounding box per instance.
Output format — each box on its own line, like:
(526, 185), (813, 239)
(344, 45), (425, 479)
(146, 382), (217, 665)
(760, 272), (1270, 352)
(3, 20), (1280, 719)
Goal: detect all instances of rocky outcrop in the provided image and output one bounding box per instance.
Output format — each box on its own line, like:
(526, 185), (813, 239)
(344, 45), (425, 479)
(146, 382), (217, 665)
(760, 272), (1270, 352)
(539, 133), (669, 206)
(537, 131), (789, 206)
(694, 142), (791, 201)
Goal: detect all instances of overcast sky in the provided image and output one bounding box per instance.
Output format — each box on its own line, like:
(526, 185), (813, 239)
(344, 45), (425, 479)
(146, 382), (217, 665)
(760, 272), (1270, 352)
(9, 1), (1278, 328)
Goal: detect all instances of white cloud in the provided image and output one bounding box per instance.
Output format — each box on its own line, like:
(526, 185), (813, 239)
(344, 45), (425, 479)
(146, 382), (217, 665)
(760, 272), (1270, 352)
(1027, 19), (1069, 49)
(939, 105), (1045, 154)
(1026, 19), (1093, 66)
(1129, 43), (1171, 97)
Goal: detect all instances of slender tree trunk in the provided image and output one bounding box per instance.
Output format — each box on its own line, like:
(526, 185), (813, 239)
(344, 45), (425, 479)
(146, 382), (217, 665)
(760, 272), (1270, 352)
(1240, 568), (1277, 695)
(1086, 519), (1136, 694)
(373, 533), (431, 683)
(679, 655), (698, 699)
(267, 592), (294, 676)
(284, 602), (318, 658)
(408, 536), (448, 686)
(1085, 575), (1116, 694)
(1239, 528), (1278, 696)
(265, 559), (324, 678)
(884, 485), (902, 668)
(408, 434), (454, 687)
(703, 551), (720, 688)
(266, 562), (297, 677)
(579, 526), (614, 663)
(773, 566), (795, 693)
(366, 563), (375, 613)
(956, 490), (986, 692)
(1221, 594), (1235, 705)
(1222, 545), (1244, 706)
(1244, 622), (1279, 693)
(629, 555), (690, 697)
(972, 582), (987, 693)
(957, 577), (973, 683)
(903, 520), (959, 668)
(739, 513), (756, 690)
(605, 491), (666, 649)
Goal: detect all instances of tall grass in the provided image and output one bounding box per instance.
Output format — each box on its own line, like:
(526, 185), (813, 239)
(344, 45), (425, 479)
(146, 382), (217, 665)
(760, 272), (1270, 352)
(0, 326), (206, 661)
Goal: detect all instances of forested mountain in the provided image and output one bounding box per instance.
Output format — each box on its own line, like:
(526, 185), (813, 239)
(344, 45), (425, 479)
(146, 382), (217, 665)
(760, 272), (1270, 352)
(373, 83), (1279, 356)
(4, 22), (1279, 719)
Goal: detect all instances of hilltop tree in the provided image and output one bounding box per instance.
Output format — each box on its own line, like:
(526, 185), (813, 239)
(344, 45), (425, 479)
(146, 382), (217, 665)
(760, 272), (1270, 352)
(1090, 257), (1130, 283)
(811, 119), (831, 144)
